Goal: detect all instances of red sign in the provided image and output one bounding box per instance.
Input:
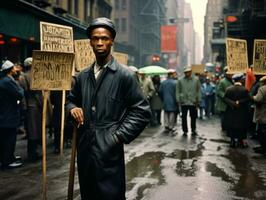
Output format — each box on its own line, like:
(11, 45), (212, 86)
(161, 25), (177, 53)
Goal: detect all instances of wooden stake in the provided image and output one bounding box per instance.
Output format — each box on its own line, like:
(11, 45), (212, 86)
(67, 125), (77, 200)
(42, 91), (49, 200)
(60, 90), (66, 155)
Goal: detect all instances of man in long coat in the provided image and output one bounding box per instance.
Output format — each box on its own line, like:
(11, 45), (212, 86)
(224, 73), (250, 147)
(66, 17), (151, 200)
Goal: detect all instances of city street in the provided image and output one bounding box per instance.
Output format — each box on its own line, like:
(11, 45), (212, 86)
(1, 116), (266, 200)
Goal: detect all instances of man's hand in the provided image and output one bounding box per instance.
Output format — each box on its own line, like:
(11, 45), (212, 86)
(70, 107), (84, 126)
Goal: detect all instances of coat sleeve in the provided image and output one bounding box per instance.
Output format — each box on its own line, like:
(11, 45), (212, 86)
(114, 73), (151, 144)
(3, 77), (24, 100)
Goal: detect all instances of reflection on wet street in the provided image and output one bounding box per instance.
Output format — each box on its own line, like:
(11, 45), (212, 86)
(125, 117), (266, 200)
(1, 117), (266, 200)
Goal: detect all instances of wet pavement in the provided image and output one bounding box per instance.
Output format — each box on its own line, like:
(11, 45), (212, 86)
(1, 116), (266, 199)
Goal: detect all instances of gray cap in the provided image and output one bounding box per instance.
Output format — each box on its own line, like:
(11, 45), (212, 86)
(1, 60), (14, 71)
(24, 57), (32, 67)
(86, 17), (116, 39)
(183, 66), (192, 73)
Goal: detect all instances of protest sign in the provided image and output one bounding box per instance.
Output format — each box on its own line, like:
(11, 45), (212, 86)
(226, 38), (248, 73)
(31, 51), (74, 90)
(253, 39), (266, 75)
(74, 39), (95, 71)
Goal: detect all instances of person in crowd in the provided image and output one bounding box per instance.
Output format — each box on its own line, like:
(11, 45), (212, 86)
(19, 57), (42, 161)
(252, 76), (266, 154)
(176, 66), (201, 136)
(224, 73), (250, 148)
(0, 60), (24, 169)
(159, 69), (178, 134)
(150, 75), (163, 126)
(202, 76), (215, 118)
(65, 17), (151, 200)
(199, 83), (206, 120)
(215, 67), (233, 131)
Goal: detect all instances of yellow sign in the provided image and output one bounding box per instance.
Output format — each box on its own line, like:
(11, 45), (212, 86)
(31, 51), (74, 90)
(40, 21), (74, 53)
(74, 39), (95, 71)
(113, 52), (128, 65)
(253, 39), (266, 75)
(226, 38), (248, 73)
(192, 64), (205, 74)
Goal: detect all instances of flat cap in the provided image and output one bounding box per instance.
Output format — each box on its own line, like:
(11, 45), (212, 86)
(86, 17), (116, 39)
(1, 60), (14, 71)
(232, 73), (245, 81)
(24, 57), (32, 67)
(167, 69), (176, 74)
(183, 66), (192, 73)
(260, 76), (266, 82)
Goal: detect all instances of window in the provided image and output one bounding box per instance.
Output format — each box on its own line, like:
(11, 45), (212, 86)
(121, 18), (127, 32)
(121, 0), (127, 10)
(115, 18), (120, 32)
(115, 0), (120, 10)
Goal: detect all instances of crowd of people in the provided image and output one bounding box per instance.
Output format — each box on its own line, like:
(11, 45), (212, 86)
(138, 65), (266, 152)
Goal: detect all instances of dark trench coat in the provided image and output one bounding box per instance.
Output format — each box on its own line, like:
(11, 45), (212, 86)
(66, 58), (151, 200)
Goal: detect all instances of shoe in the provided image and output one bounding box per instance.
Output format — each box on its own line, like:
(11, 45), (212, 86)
(28, 153), (41, 161)
(15, 155), (21, 161)
(183, 132), (188, 137)
(2, 161), (23, 170)
(192, 130), (198, 136)
(53, 148), (60, 154)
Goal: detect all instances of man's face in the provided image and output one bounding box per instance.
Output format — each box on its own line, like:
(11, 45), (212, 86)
(184, 71), (192, 78)
(90, 27), (113, 58)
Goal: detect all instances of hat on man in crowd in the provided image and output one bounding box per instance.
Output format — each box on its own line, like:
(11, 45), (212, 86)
(259, 76), (266, 83)
(86, 17), (116, 39)
(1, 60), (14, 71)
(232, 73), (245, 82)
(167, 69), (176, 74)
(183, 66), (192, 73)
(24, 57), (32, 67)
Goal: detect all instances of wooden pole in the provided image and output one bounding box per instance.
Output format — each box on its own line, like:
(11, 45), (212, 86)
(67, 125), (77, 200)
(60, 90), (66, 155)
(42, 91), (49, 200)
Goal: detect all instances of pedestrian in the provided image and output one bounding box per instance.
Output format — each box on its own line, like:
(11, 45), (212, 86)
(215, 67), (233, 131)
(252, 76), (266, 154)
(0, 60), (24, 169)
(150, 75), (163, 126)
(202, 76), (215, 118)
(159, 69), (178, 133)
(176, 66), (201, 136)
(224, 73), (250, 148)
(19, 57), (42, 161)
(65, 17), (151, 200)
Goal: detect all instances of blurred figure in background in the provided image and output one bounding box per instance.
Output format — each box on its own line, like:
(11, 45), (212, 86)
(224, 73), (250, 148)
(176, 66), (201, 136)
(215, 67), (233, 131)
(0, 60), (24, 169)
(19, 57), (42, 161)
(150, 75), (163, 126)
(159, 70), (178, 134)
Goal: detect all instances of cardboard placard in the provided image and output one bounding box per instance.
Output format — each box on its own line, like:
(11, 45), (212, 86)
(253, 39), (266, 75)
(31, 51), (74, 90)
(192, 64), (205, 74)
(226, 38), (248, 73)
(113, 52), (128, 65)
(74, 39), (95, 71)
(40, 21), (74, 53)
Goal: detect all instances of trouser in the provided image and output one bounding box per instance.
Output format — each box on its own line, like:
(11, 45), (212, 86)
(220, 111), (226, 131)
(258, 124), (266, 150)
(164, 111), (176, 130)
(205, 96), (212, 117)
(0, 127), (17, 166)
(27, 139), (39, 159)
(181, 105), (197, 133)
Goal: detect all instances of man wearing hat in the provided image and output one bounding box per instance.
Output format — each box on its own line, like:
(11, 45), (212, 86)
(0, 60), (24, 169)
(215, 66), (233, 131)
(252, 76), (266, 154)
(223, 73), (250, 148)
(19, 57), (42, 161)
(66, 17), (151, 199)
(176, 66), (201, 136)
(159, 69), (178, 134)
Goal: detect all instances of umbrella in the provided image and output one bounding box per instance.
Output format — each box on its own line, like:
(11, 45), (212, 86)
(138, 65), (168, 75)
